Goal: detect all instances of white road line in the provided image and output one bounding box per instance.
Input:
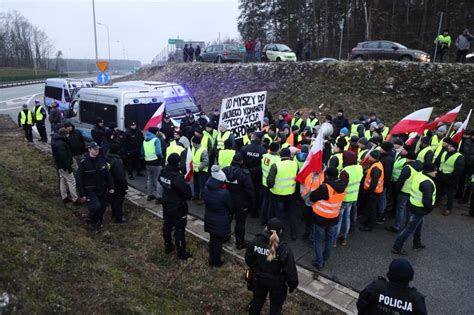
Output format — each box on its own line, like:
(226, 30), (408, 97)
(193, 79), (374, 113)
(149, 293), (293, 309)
(0, 95), (34, 104)
(0, 106), (22, 112)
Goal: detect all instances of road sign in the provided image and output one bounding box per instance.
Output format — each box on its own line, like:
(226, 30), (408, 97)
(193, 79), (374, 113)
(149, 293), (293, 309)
(96, 61), (109, 73)
(97, 72), (109, 84)
(168, 38), (178, 44)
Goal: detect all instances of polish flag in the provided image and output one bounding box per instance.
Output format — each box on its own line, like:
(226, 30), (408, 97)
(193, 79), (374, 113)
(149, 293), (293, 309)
(295, 130), (323, 183)
(389, 107), (433, 136)
(425, 104), (462, 130)
(184, 147), (193, 182)
(143, 104), (165, 131)
(452, 109), (472, 143)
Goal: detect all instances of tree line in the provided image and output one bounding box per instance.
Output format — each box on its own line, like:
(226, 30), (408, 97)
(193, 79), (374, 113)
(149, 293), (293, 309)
(238, 0), (473, 59)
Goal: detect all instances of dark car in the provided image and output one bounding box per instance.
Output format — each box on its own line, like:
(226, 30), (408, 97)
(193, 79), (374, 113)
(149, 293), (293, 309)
(199, 44), (242, 63)
(351, 40), (430, 62)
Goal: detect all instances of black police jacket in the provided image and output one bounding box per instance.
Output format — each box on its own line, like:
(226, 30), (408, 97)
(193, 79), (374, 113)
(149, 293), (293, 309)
(357, 277), (427, 315)
(245, 231), (298, 290)
(124, 128), (144, 154)
(239, 140), (266, 176)
(222, 163), (255, 210)
(77, 155), (114, 197)
(107, 153), (128, 194)
(159, 164), (192, 217)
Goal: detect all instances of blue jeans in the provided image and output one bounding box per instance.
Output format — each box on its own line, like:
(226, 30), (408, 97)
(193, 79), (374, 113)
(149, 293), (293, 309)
(350, 202), (358, 225)
(378, 188), (387, 216)
(393, 193), (409, 230)
(312, 223), (338, 268)
(193, 171), (208, 199)
(255, 51), (261, 61)
(393, 210), (424, 250)
(336, 202), (354, 240)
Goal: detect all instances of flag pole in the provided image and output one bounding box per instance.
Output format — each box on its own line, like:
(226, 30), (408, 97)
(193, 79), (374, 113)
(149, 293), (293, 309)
(446, 121), (455, 137)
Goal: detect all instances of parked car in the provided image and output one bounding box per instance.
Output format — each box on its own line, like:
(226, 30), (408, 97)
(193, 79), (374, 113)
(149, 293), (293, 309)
(261, 44), (297, 62)
(199, 44), (242, 63)
(351, 40), (430, 62)
(466, 52), (474, 63)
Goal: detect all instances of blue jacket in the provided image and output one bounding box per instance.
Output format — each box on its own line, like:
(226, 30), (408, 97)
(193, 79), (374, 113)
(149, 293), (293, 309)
(141, 132), (163, 164)
(203, 177), (232, 237)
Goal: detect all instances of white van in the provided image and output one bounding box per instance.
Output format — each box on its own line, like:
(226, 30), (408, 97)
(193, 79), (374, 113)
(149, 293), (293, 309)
(44, 78), (94, 112)
(70, 86), (165, 139)
(113, 80), (201, 123)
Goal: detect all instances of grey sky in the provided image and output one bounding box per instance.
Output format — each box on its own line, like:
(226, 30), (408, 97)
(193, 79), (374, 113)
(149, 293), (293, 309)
(0, 0), (240, 64)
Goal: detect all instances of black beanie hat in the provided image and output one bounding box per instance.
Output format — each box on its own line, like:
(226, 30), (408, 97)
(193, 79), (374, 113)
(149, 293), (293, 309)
(325, 167), (338, 179)
(269, 142), (280, 152)
(369, 149), (381, 160)
(420, 136), (430, 145)
(167, 153), (180, 167)
(405, 151), (416, 160)
(381, 141), (394, 152)
(267, 217), (283, 234)
(280, 148), (291, 158)
(387, 258), (414, 283)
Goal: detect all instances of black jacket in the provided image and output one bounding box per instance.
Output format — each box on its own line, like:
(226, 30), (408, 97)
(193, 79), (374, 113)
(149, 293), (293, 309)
(416, 145), (434, 166)
(365, 161), (383, 194)
(222, 163), (255, 210)
(439, 150), (465, 183)
(159, 164), (192, 217)
(357, 277), (427, 315)
(309, 179), (347, 226)
(203, 177), (232, 238)
(409, 172), (436, 215)
(245, 231), (298, 291)
(460, 138), (474, 169)
(107, 153), (128, 194)
(180, 117), (199, 139)
(68, 127), (86, 156)
(333, 115), (350, 134)
(380, 150), (395, 188)
(161, 120), (175, 143)
(91, 125), (106, 144)
(51, 134), (73, 171)
(239, 140), (266, 176)
(77, 155), (114, 197)
(396, 160), (423, 194)
(124, 127), (144, 154)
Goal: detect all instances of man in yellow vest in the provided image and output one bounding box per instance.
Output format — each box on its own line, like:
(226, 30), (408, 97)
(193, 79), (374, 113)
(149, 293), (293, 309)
(360, 150), (384, 231)
(142, 127), (164, 203)
(203, 122), (217, 166)
(217, 138), (235, 168)
(434, 29), (452, 62)
(191, 135), (209, 203)
(350, 117), (365, 138)
(308, 167), (346, 270)
(437, 138), (464, 216)
(430, 126), (446, 151)
(33, 100), (48, 142)
(266, 148), (298, 240)
(290, 111), (304, 129)
(17, 104), (34, 143)
(215, 121), (235, 154)
(392, 163), (437, 255)
(306, 111), (319, 130)
(328, 142), (345, 172)
(259, 142), (280, 224)
(416, 137), (434, 166)
(377, 121), (390, 141)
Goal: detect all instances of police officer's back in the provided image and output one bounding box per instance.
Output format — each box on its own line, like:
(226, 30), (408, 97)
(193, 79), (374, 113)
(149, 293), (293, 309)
(357, 258), (427, 315)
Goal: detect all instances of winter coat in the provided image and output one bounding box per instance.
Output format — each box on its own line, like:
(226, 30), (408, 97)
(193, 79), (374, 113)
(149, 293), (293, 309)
(333, 115), (350, 134)
(77, 155), (114, 197)
(51, 134), (74, 171)
(380, 150), (395, 188)
(203, 177), (232, 238)
(239, 140), (266, 176)
(91, 125), (106, 144)
(160, 120), (175, 143)
(309, 178), (347, 226)
(159, 164), (192, 217)
(222, 163), (255, 210)
(124, 127), (144, 154)
(107, 153), (128, 194)
(460, 138), (474, 169)
(68, 127), (86, 156)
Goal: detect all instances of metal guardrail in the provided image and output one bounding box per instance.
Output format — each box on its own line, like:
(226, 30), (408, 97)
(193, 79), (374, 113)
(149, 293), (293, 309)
(0, 79), (47, 88)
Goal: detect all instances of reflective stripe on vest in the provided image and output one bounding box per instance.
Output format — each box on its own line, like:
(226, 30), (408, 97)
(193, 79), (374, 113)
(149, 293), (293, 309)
(270, 160), (297, 195)
(417, 146), (432, 164)
(306, 118), (318, 128)
(410, 173), (436, 207)
(291, 117), (303, 128)
(143, 138), (158, 161)
(380, 127), (389, 140)
(192, 146), (207, 172)
(342, 165), (363, 202)
(218, 149), (235, 167)
(166, 143), (184, 163)
(364, 161), (384, 193)
(312, 185), (345, 219)
(261, 153), (280, 187)
(20, 110), (33, 125)
(357, 149), (368, 163)
(440, 151), (462, 174)
(391, 155), (406, 182)
(34, 106), (44, 121)
(401, 165), (419, 194)
(216, 131), (230, 150)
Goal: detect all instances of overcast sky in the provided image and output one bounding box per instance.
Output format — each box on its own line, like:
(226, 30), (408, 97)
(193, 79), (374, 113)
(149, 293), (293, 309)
(1, 0), (240, 64)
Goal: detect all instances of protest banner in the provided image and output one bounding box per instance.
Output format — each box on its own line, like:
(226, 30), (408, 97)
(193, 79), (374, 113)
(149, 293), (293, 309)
(219, 91), (267, 139)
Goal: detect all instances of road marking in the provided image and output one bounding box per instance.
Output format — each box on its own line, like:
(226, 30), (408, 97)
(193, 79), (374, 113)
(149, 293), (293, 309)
(0, 95), (34, 104)
(0, 106), (22, 112)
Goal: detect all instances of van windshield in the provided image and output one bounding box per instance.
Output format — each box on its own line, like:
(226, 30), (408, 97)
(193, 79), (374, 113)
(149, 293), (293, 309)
(165, 96), (200, 116)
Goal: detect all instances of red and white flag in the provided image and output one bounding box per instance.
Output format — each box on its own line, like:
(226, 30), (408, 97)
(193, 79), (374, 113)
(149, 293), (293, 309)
(389, 107), (433, 136)
(452, 109), (472, 143)
(425, 104), (462, 130)
(295, 130), (324, 183)
(184, 147), (193, 182)
(143, 104), (165, 131)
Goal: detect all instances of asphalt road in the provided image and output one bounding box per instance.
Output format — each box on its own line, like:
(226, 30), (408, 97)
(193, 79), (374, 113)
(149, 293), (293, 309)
(2, 83), (474, 314)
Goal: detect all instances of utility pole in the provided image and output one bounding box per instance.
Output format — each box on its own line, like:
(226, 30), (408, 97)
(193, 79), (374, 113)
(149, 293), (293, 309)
(92, 0), (98, 60)
(338, 17), (345, 60)
(433, 12), (444, 63)
(97, 22), (111, 77)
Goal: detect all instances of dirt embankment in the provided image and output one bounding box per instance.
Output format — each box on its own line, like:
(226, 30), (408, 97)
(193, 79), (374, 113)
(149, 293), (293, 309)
(125, 61), (474, 124)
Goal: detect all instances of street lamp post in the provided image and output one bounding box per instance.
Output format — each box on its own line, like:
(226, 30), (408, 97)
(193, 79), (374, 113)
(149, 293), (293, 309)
(97, 22), (111, 77)
(92, 0), (98, 60)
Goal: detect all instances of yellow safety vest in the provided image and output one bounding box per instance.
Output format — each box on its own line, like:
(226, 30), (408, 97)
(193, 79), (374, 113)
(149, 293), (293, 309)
(342, 165), (363, 202)
(203, 130), (217, 147)
(261, 153), (280, 187)
(166, 143), (185, 163)
(440, 151), (462, 174)
(33, 105), (44, 121)
(350, 123), (361, 137)
(216, 131), (231, 150)
(364, 129), (371, 139)
(143, 138), (158, 161)
(410, 173), (436, 207)
(218, 149), (235, 167)
(335, 136), (350, 150)
(242, 134), (251, 146)
(434, 34), (452, 47)
(380, 127), (389, 140)
(430, 134), (441, 151)
(357, 149), (368, 163)
(263, 133), (277, 144)
(270, 159), (297, 195)
(20, 110), (33, 125)
(192, 146), (208, 172)
(391, 155), (406, 182)
(416, 146), (432, 164)
(291, 117), (303, 128)
(401, 165), (419, 194)
(331, 152), (343, 172)
(306, 118), (319, 129)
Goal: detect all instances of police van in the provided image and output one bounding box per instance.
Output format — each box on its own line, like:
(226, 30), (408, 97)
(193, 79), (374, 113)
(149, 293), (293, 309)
(113, 80), (201, 123)
(69, 85), (167, 139)
(44, 78), (94, 112)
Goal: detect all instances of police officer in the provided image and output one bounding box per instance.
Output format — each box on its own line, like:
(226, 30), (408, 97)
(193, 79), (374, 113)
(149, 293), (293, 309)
(33, 100), (48, 142)
(18, 104), (33, 143)
(357, 258), (427, 315)
(222, 153), (255, 249)
(159, 153), (193, 260)
(245, 218), (299, 315)
(107, 144), (129, 223)
(77, 142), (114, 231)
(124, 121), (144, 180)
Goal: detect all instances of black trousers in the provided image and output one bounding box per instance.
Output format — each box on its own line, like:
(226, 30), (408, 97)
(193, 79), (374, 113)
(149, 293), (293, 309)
(86, 191), (108, 224)
(437, 178), (457, 210)
(250, 173), (262, 217)
(23, 125), (33, 142)
(456, 167), (473, 200)
(108, 190), (125, 220)
(163, 211), (187, 254)
(456, 49), (469, 63)
(249, 278), (287, 315)
(470, 182), (474, 216)
(126, 152), (142, 175)
(233, 206), (247, 244)
(363, 192), (381, 229)
(208, 234), (225, 266)
(36, 121), (48, 142)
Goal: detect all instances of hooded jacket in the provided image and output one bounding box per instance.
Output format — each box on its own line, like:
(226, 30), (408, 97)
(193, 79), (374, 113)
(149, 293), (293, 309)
(107, 153), (128, 194)
(203, 177), (232, 237)
(51, 134), (73, 171)
(67, 126), (86, 156)
(141, 131), (163, 165)
(222, 162), (255, 210)
(309, 178), (347, 226)
(159, 164), (192, 217)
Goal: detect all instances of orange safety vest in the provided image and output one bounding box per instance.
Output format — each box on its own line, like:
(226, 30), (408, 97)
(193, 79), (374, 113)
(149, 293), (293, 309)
(301, 172), (325, 198)
(363, 161), (384, 193)
(286, 132), (295, 147)
(312, 184), (345, 219)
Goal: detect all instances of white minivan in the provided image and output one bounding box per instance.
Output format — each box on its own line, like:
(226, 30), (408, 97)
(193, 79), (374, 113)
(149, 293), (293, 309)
(44, 78), (94, 112)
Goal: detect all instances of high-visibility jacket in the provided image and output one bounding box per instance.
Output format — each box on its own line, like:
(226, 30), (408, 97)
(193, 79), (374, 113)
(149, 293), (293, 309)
(301, 172), (325, 198)
(143, 138), (158, 161)
(270, 160), (297, 195)
(401, 165), (419, 194)
(350, 123), (361, 137)
(291, 117), (303, 128)
(166, 143), (184, 162)
(192, 146), (208, 172)
(242, 134), (251, 146)
(357, 149), (368, 163)
(202, 134), (211, 153)
(261, 153), (280, 187)
(263, 133), (277, 144)
(342, 165), (363, 202)
(312, 185), (345, 219)
(306, 118), (319, 129)
(363, 161), (384, 193)
(434, 34), (452, 48)
(19, 110), (33, 126)
(430, 134), (441, 151)
(216, 131), (231, 150)
(335, 136), (350, 150)
(286, 133), (295, 147)
(379, 127), (389, 140)
(410, 173), (436, 207)
(331, 152), (343, 172)
(416, 146), (432, 164)
(440, 151), (462, 174)
(471, 174), (474, 183)
(281, 142), (290, 149)
(218, 149), (235, 167)
(203, 130), (217, 147)
(364, 129), (371, 139)
(391, 155), (406, 182)
(33, 105), (45, 122)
